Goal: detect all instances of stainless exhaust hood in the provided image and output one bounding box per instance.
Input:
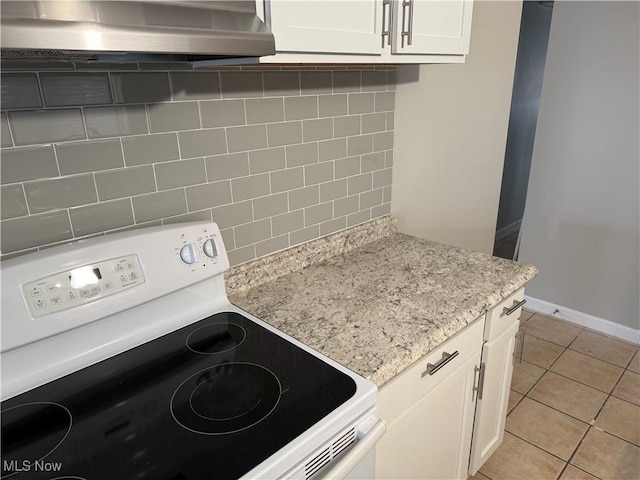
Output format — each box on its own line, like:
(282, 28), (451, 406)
(0, 1), (275, 63)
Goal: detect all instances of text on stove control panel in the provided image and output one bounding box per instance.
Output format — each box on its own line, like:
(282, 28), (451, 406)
(22, 255), (145, 318)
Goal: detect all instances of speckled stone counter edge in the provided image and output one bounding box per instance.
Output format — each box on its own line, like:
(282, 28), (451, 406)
(224, 215), (397, 297)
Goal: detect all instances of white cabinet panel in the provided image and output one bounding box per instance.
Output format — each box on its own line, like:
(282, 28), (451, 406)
(376, 353), (479, 479)
(392, 0), (473, 55)
(376, 319), (483, 480)
(468, 320), (520, 474)
(268, 0), (383, 55)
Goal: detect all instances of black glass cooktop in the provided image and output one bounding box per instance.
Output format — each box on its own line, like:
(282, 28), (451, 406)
(1, 312), (357, 480)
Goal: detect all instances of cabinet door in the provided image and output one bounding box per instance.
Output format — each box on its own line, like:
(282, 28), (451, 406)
(376, 354), (479, 480)
(392, 0), (473, 55)
(267, 0), (383, 55)
(468, 320), (520, 474)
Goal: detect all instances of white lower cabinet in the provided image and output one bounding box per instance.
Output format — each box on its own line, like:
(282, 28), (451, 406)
(376, 319), (483, 479)
(468, 320), (519, 474)
(374, 288), (526, 479)
(469, 288), (525, 474)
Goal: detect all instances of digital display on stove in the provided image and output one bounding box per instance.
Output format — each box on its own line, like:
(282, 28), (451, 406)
(1, 312), (357, 480)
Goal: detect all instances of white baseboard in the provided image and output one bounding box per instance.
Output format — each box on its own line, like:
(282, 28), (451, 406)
(495, 220), (522, 241)
(524, 295), (640, 345)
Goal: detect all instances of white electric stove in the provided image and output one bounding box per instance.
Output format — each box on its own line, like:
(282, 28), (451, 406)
(0, 221), (384, 480)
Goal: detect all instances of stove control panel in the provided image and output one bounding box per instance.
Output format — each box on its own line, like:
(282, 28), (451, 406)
(22, 255), (145, 318)
(175, 229), (221, 269)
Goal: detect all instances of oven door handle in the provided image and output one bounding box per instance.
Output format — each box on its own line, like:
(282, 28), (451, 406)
(316, 419), (387, 480)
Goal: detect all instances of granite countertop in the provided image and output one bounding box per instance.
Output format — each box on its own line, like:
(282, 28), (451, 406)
(228, 217), (537, 388)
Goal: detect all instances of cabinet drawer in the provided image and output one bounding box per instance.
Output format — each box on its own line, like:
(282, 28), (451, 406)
(378, 318), (483, 427)
(484, 288), (525, 341)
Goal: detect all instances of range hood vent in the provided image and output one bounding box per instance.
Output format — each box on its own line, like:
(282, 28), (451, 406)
(0, 1), (275, 64)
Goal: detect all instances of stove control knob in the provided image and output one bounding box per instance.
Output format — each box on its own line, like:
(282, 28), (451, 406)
(180, 244), (198, 264)
(203, 238), (217, 258)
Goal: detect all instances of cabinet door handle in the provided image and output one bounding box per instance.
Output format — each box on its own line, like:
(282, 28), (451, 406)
(400, 0), (414, 47)
(513, 330), (525, 363)
(381, 0), (392, 47)
(422, 350), (459, 377)
(502, 298), (527, 317)
(473, 362), (486, 400)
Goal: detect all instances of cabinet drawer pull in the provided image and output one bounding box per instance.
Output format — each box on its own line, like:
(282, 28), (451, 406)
(502, 298), (527, 317)
(422, 350), (459, 377)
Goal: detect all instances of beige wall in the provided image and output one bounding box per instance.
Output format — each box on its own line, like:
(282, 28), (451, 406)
(519, 1), (640, 329)
(391, 0), (523, 253)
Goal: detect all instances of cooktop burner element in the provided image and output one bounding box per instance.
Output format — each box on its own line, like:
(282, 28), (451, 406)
(186, 322), (246, 354)
(171, 362), (281, 435)
(1, 311), (357, 480)
(1, 402), (72, 479)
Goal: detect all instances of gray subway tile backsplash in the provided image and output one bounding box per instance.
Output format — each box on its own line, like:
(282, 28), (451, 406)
(226, 125), (267, 153)
(1, 73), (42, 110)
(220, 72), (263, 99)
(348, 93), (375, 115)
(111, 72), (171, 104)
(148, 102), (200, 133)
(272, 210), (304, 237)
(95, 165), (156, 201)
(85, 105), (148, 139)
(40, 73), (112, 107)
(212, 201), (253, 230)
(249, 147), (286, 174)
(284, 96), (318, 121)
(200, 99), (246, 128)
(1, 145), (59, 184)
(319, 138), (347, 162)
(255, 234), (289, 258)
(1, 210), (72, 253)
(246, 98), (284, 125)
(1, 65), (395, 262)
(9, 109), (86, 146)
(270, 167), (304, 194)
(286, 142), (318, 168)
(234, 218), (271, 248)
(334, 195), (360, 217)
(1, 184), (28, 220)
(185, 181), (232, 211)
(303, 118), (333, 143)
(56, 139), (124, 175)
(69, 199), (134, 237)
(290, 224), (320, 246)
(1, 113), (13, 148)
(178, 128), (226, 158)
(24, 174), (98, 214)
(288, 185), (319, 210)
(170, 72), (221, 101)
(305, 202), (333, 226)
(132, 189), (187, 223)
(206, 152), (250, 182)
(263, 72), (301, 97)
(123, 133), (180, 165)
(254, 193), (288, 220)
(267, 121), (302, 147)
(154, 157), (207, 190)
(319, 94), (348, 118)
(231, 173), (270, 202)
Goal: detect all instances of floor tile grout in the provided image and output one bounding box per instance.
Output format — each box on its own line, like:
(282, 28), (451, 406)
(476, 311), (639, 480)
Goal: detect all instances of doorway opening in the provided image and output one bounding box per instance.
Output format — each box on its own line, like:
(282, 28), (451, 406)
(493, 0), (554, 260)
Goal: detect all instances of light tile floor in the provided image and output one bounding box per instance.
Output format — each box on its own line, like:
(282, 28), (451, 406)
(471, 309), (640, 480)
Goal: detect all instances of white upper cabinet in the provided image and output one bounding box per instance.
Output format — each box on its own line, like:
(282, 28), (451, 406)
(259, 0), (473, 63)
(391, 0), (473, 55)
(268, 1), (383, 55)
